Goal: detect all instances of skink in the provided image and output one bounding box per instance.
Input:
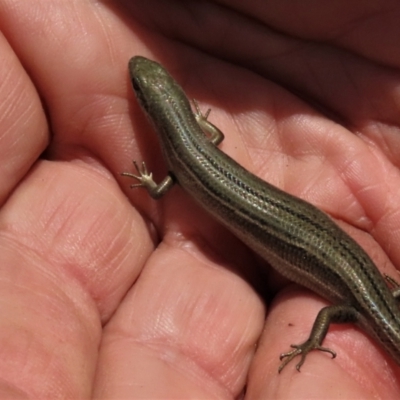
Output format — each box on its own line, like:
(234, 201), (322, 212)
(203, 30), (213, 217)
(122, 55), (400, 372)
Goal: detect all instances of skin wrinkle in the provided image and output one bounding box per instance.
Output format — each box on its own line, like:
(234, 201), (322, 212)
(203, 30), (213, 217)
(1, 1), (400, 398)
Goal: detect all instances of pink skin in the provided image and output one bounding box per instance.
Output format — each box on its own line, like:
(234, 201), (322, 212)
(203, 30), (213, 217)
(0, 1), (400, 399)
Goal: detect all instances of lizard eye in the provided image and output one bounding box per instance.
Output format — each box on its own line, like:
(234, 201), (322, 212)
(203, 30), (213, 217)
(131, 77), (140, 93)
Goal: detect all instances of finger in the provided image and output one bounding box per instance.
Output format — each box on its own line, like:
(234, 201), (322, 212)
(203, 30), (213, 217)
(247, 288), (400, 398)
(93, 235), (265, 398)
(0, 33), (48, 204)
(0, 1), (141, 170)
(0, 160), (154, 398)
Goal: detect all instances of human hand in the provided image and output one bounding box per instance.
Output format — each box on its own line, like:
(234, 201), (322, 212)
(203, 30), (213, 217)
(1, 1), (400, 398)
